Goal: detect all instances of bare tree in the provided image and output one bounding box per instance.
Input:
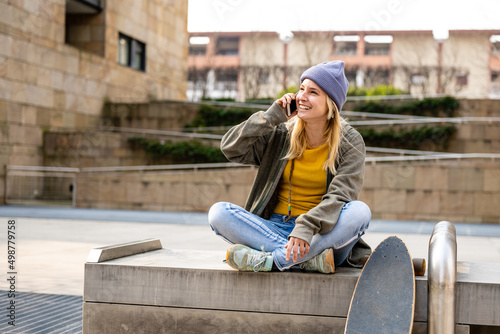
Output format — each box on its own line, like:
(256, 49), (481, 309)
(188, 67), (209, 100)
(295, 31), (333, 67)
(393, 64), (466, 95)
(364, 66), (392, 87)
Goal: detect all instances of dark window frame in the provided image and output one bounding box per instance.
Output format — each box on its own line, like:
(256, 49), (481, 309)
(456, 73), (468, 87)
(334, 41), (358, 56)
(118, 33), (146, 72)
(215, 36), (239, 56)
(189, 44), (207, 56)
(364, 42), (391, 55)
(492, 41), (500, 57)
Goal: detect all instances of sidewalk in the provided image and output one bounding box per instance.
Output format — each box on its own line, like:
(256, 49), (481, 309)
(1, 206), (500, 296)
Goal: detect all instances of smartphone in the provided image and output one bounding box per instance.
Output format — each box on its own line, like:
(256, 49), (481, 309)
(286, 98), (297, 117)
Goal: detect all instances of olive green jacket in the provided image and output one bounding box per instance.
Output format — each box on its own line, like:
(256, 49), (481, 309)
(221, 102), (371, 267)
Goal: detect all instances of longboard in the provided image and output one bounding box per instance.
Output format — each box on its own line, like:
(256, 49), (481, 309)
(344, 235), (415, 334)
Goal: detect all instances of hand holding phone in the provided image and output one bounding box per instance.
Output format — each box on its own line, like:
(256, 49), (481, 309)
(286, 96), (297, 117)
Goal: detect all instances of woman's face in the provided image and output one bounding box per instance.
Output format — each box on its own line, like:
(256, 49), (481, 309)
(296, 79), (329, 123)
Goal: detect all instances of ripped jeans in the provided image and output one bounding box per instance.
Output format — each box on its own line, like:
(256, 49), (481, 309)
(208, 201), (371, 271)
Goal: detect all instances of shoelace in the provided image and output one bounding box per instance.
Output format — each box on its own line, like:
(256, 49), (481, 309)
(247, 247), (269, 272)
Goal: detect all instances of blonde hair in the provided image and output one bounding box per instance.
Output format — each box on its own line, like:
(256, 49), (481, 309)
(284, 96), (346, 174)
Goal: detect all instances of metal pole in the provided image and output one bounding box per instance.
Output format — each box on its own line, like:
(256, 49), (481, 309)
(72, 173), (77, 208)
(428, 221), (457, 334)
(3, 165), (7, 205)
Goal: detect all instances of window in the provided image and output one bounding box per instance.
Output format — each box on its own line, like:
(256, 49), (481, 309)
(491, 35), (500, 57)
(456, 73), (468, 87)
(189, 45), (207, 55)
(491, 71), (500, 97)
(333, 35), (359, 56)
(216, 36), (239, 55)
(189, 36), (210, 56)
(411, 74), (425, 85)
(65, 0), (104, 56)
(334, 42), (357, 56)
(215, 68), (238, 90)
(118, 33), (146, 72)
(492, 72), (500, 83)
(364, 35), (392, 56)
(259, 72), (270, 84)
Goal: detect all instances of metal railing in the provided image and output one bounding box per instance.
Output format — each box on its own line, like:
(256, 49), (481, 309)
(4, 166), (79, 207)
(350, 116), (500, 126)
(97, 113), (500, 143)
(6, 152), (499, 176)
(428, 221), (457, 334)
(4, 152), (499, 206)
(79, 162), (251, 173)
(365, 152), (500, 164)
(114, 127), (224, 140)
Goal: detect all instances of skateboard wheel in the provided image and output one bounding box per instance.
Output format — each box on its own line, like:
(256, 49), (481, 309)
(362, 255), (425, 276)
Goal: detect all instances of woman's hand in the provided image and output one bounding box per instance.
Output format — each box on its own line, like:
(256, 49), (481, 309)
(285, 236), (310, 263)
(276, 93), (298, 119)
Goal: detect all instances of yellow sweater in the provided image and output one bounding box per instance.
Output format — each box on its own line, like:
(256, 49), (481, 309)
(275, 143), (329, 217)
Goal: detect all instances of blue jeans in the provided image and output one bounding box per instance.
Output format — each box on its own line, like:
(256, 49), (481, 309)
(208, 201), (371, 271)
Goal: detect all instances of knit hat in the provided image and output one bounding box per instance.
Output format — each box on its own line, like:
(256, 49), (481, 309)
(300, 61), (349, 111)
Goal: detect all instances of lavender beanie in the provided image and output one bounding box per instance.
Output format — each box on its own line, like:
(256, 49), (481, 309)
(300, 61), (349, 111)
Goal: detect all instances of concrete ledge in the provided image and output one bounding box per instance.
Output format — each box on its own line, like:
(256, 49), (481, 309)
(84, 248), (423, 318)
(83, 247), (428, 328)
(86, 238), (162, 263)
(83, 303), (470, 334)
(83, 243), (500, 333)
(83, 303), (348, 333)
(456, 262), (500, 326)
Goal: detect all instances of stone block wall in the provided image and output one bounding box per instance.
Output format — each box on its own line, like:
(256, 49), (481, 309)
(344, 98), (500, 118)
(449, 122), (500, 153)
(74, 162), (500, 224)
(43, 131), (148, 168)
(40, 99), (498, 171)
(0, 0), (189, 203)
(360, 162), (500, 224)
(6, 174), (74, 202)
(102, 100), (200, 131)
(76, 167), (256, 212)
(43, 129), (221, 168)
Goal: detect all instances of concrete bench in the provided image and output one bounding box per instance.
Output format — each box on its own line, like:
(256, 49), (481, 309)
(83, 239), (500, 333)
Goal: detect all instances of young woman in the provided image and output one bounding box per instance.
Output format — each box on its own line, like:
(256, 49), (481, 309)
(208, 61), (371, 273)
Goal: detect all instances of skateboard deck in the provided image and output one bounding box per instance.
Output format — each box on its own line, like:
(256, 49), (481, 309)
(344, 235), (415, 334)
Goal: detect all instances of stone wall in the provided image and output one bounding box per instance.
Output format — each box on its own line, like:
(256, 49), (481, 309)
(343, 97), (500, 118)
(0, 0), (189, 203)
(102, 100), (200, 131)
(75, 167), (256, 212)
(74, 162), (500, 224)
(360, 162), (500, 224)
(43, 128), (221, 169)
(448, 122), (500, 153)
(43, 131), (149, 168)
(41, 102), (499, 170)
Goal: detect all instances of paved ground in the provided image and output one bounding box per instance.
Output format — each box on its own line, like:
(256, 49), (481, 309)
(0, 206), (500, 297)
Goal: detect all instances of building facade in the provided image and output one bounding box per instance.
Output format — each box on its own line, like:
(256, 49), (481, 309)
(0, 0), (189, 202)
(188, 30), (500, 101)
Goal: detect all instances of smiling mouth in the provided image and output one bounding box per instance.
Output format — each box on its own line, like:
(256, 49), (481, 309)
(299, 105), (311, 111)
